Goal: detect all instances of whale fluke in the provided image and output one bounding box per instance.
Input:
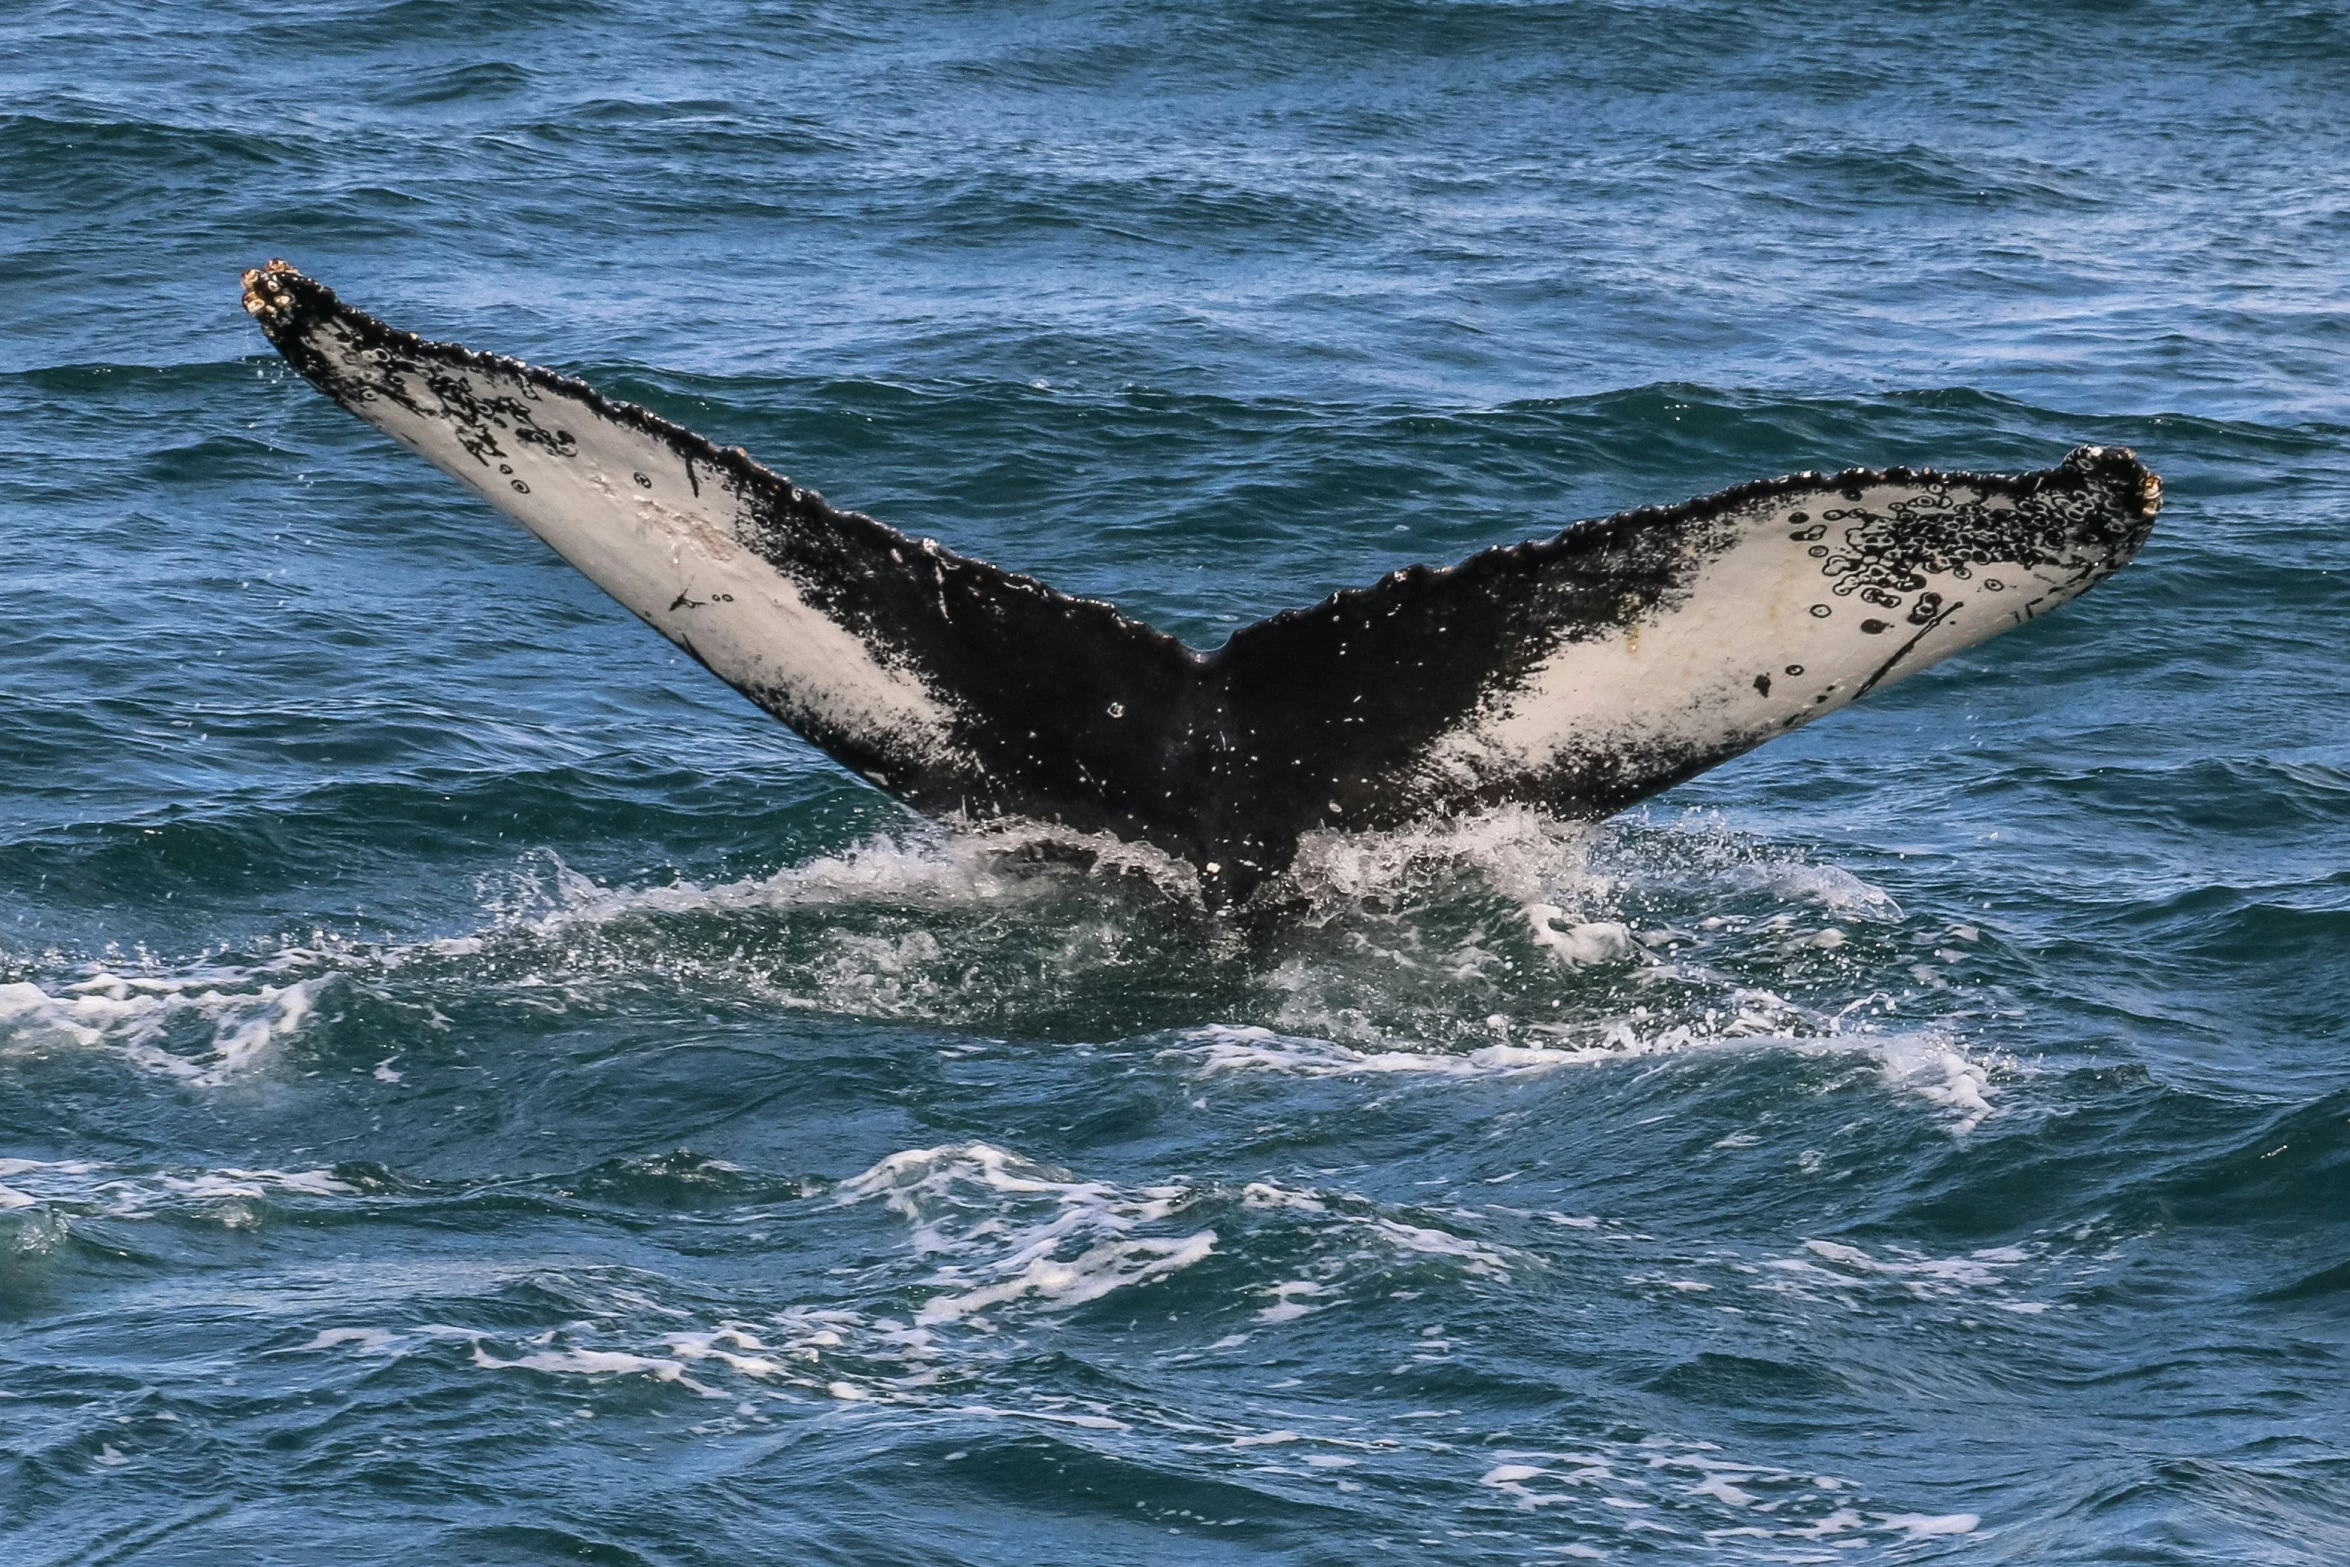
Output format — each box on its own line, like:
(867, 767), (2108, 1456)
(242, 261), (2161, 905)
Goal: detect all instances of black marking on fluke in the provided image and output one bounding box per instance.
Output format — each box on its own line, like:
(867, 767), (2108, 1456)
(242, 260), (2162, 908)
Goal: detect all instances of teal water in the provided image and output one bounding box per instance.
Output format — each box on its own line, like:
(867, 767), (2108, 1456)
(4, 4), (2348, 1562)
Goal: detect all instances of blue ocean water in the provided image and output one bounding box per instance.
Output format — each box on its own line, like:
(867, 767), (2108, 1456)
(4, 2), (2347, 1561)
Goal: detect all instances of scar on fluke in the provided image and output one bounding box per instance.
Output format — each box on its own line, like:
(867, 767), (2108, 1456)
(243, 260), (2160, 907)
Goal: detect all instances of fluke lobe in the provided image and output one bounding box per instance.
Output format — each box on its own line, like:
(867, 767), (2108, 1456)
(242, 261), (2161, 906)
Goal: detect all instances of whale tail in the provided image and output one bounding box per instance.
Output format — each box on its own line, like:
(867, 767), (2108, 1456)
(243, 261), (2161, 905)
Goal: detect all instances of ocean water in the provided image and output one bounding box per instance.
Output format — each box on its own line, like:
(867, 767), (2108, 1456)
(4, 2), (2347, 1561)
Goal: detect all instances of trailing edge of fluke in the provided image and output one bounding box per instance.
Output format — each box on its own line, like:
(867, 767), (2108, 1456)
(242, 260), (2161, 906)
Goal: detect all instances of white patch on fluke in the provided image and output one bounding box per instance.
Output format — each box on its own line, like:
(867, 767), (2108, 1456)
(1426, 483), (2117, 786)
(289, 315), (957, 771)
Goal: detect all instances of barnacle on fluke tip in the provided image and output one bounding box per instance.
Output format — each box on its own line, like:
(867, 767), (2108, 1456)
(244, 261), (2159, 906)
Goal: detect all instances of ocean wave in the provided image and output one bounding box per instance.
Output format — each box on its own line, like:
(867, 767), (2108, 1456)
(2, 813), (2020, 1138)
